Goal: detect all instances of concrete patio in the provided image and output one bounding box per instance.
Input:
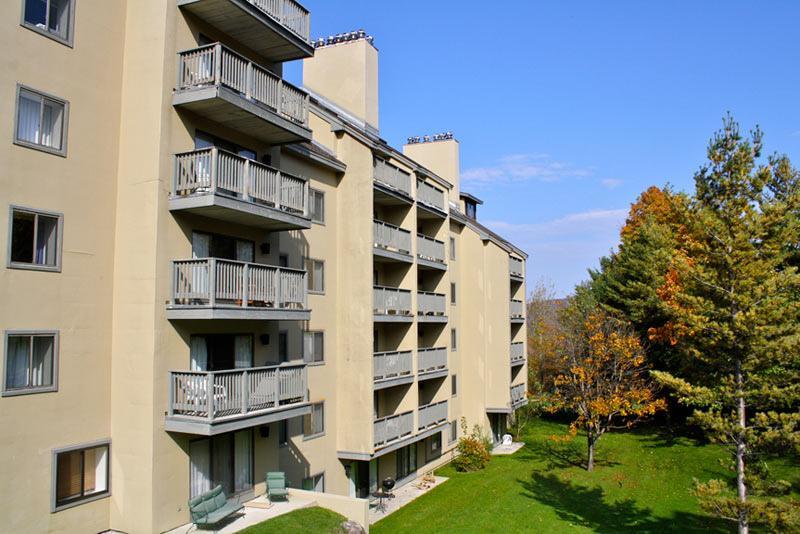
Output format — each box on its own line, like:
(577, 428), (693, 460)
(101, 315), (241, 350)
(368, 475), (448, 525)
(491, 442), (525, 455)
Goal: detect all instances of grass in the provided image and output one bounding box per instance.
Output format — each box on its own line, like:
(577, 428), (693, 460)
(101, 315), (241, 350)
(237, 506), (346, 533)
(372, 419), (746, 533)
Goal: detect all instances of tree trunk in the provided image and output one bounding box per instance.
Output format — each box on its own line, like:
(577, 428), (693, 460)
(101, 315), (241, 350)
(587, 434), (595, 472)
(735, 360), (748, 534)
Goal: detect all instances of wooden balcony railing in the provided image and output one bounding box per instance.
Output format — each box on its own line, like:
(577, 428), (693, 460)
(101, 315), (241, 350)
(248, 0), (310, 41)
(374, 158), (411, 196)
(418, 291), (446, 316)
(168, 364), (306, 421)
(374, 410), (414, 447)
(373, 350), (413, 382)
(417, 180), (445, 212)
(172, 259), (307, 310)
(374, 220), (411, 255)
(510, 256), (524, 277)
(418, 347), (447, 375)
(373, 286), (412, 316)
(177, 43), (309, 126)
(418, 400), (448, 430)
(417, 234), (446, 264)
(511, 342), (525, 364)
(511, 383), (527, 407)
(510, 299), (525, 319)
(174, 147), (308, 216)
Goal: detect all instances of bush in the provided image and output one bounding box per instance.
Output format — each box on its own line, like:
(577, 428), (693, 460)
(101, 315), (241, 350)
(452, 418), (492, 472)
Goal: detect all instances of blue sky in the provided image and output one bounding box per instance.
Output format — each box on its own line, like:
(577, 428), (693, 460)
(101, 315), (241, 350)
(285, 1), (800, 296)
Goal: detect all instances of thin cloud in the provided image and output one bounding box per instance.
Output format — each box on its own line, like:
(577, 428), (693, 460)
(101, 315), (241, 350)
(462, 154), (593, 186)
(486, 209), (628, 239)
(601, 178), (623, 189)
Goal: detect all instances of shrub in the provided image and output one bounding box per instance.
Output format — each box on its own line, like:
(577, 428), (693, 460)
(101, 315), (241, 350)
(452, 418), (492, 472)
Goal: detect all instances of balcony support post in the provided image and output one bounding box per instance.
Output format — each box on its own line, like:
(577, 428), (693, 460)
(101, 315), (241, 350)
(242, 263), (250, 308)
(207, 373), (215, 422)
(241, 370), (249, 414)
(209, 259), (217, 307)
(213, 43), (222, 85)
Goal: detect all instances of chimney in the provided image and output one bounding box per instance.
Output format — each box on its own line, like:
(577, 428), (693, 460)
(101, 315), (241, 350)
(304, 31), (379, 133)
(403, 133), (461, 204)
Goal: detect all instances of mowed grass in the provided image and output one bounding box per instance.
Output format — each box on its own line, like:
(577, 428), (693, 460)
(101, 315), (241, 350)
(373, 419), (745, 533)
(237, 506), (346, 533)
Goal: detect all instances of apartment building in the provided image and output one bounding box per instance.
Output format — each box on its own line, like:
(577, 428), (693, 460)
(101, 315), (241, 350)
(1, 1), (527, 532)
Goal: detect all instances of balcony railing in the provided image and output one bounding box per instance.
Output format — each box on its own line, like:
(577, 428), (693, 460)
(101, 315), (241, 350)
(248, 0), (311, 41)
(373, 350), (413, 382)
(168, 364), (306, 422)
(374, 410), (414, 447)
(418, 347), (447, 375)
(174, 147), (308, 216)
(511, 342), (525, 365)
(374, 158), (411, 196)
(418, 400), (448, 430)
(510, 299), (525, 319)
(177, 43), (309, 126)
(417, 234), (446, 264)
(510, 256), (524, 277)
(418, 291), (446, 316)
(417, 180), (445, 212)
(374, 286), (412, 316)
(171, 259), (307, 310)
(511, 383), (527, 407)
(374, 220), (411, 255)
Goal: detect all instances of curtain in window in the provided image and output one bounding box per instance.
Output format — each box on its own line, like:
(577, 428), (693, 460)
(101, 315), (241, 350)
(35, 216), (58, 266)
(303, 332), (314, 363)
(212, 435), (233, 495)
(191, 233), (211, 299)
(190, 439), (211, 498)
(17, 90), (41, 145)
(49, 0), (70, 39)
(192, 232), (210, 259)
(6, 336), (30, 389)
(190, 337), (208, 372)
(56, 450), (82, 503)
(233, 431), (252, 492)
(234, 336), (252, 369)
(31, 337), (53, 387)
(236, 240), (253, 263)
(40, 99), (63, 149)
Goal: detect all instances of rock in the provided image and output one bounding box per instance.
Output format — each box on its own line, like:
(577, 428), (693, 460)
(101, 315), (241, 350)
(339, 520), (366, 534)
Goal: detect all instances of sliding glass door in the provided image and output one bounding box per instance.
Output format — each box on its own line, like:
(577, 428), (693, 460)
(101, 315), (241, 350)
(190, 430), (253, 498)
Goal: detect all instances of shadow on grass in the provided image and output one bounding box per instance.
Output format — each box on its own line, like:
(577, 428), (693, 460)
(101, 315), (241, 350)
(514, 438), (620, 471)
(520, 473), (729, 534)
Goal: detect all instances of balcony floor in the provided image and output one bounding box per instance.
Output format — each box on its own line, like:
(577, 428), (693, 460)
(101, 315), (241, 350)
(417, 368), (448, 381)
(174, 85), (311, 145)
(177, 0), (313, 62)
(511, 317), (526, 324)
(374, 247), (414, 264)
(165, 401), (311, 436)
(170, 193), (311, 231)
(417, 257), (447, 271)
(167, 306), (311, 321)
(374, 313), (414, 323)
(417, 202), (448, 220)
(418, 315), (448, 324)
(374, 374), (415, 391)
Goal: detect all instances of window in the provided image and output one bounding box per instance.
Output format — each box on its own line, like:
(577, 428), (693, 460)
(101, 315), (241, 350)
(192, 231), (253, 262)
(4, 331), (58, 395)
(8, 206), (63, 271)
(279, 254), (289, 268)
(303, 331), (324, 363)
(15, 86), (68, 155)
(426, 433), (442, 462)
(451, 328), (457, 351)
(449, 420), (458, 443)
(305, 258), (324, 293)
(22, 0), (74, 45)
(278, 331), (289, 363)
(53, 441), (110, 511)
(309, 188), (325, 224)
(303, 402), (324, 438)
(450, 283), (456, 305)
(451, 374), (458, 397)
(396, 444), (417, 480)
(449, 237), (456, 260)
(278, 420), (288, 447)
(301, 473), (325, 492)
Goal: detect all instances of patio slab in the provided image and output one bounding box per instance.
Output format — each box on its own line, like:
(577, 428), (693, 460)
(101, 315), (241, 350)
(368, 475), (448, 524)
(491, 442), (525, 455)
(166, 495), (316, 534)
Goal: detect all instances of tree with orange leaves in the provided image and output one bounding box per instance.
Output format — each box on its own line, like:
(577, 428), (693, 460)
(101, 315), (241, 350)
(549, 309), (666, 471)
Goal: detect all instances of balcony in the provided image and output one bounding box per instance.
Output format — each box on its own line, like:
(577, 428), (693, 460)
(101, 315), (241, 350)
(511, 342), (525, 367)
(511, 383), (527, 409)
(373, 410), (414, 448)
(172, 148), (311, 231)
(373, 220), (413, 264)
(168, 258), (310, 320)
(174, 43), (311, 145)
(165, 364), (309, 435)
(177, 0), (313, 62)
(373, 350), (414, 390)
(417, 234), (446, 271)
(416, 180), (446, 218)
(373, 158), (412, 204)
(510, 256), (524, 281)
(373, 286), (413, 322)
(418, 400), (448, 431)
(510, 299), (525, 323)
(417, 347), (448, 380)
(418, 291), (447, 323)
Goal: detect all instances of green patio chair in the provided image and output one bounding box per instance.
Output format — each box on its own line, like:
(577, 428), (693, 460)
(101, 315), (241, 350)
(266, 471), (289, 501)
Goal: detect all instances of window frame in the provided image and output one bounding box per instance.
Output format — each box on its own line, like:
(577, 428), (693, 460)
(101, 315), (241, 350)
(449, 420), (458, 444)
(7, 205), (64, 272)
(303, 401), (325, 440)
(301, 472), (325, 492)
(450, 282), (456, 305)
(20, 0), (76, 47)
(451, 328), (457, 352)
(13, 84), (70, 156)
(451, 374), (458, 397)
(278, 420), (288, 448)
(305, 257), (325, 294)
(3, 330), (59, 396)
(51, 439), (111, 513)
(303, 330), (325, 365)
(449, 236), (456, 261)
(309, 188), (325, 224)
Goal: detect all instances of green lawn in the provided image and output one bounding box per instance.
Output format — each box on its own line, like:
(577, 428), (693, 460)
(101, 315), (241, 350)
(372, 419), (746, 533)
(237, 506), (345, 533)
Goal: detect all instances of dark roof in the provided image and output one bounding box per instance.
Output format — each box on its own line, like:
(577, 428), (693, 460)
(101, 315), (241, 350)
(459, 191), (483, 205)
